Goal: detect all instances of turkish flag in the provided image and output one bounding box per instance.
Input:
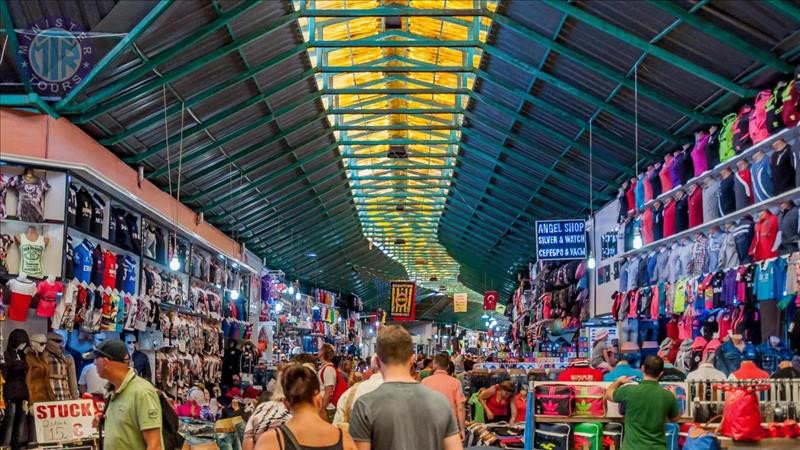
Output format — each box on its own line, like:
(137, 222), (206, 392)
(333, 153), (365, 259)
(483, 291), (498, 311)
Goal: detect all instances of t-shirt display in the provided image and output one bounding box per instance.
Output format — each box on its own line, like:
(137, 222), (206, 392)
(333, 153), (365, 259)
(9, 173), (51, 222)
(67, 183), (78, 226)
(6, 277), (37, 321)
(35, 279), (64, 318)
(91, 193), (105, 236)
(0, 173), (8, 219)
(75, 186), (93, 231)
(18, 231), (46, 278)
(0, 233), (13, 274)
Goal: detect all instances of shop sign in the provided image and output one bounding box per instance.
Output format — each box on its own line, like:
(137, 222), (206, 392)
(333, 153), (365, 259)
(535, 219), (587, 261)
(33, 399), (97, 444)
(453, 293), (468, 312)
(390, 281), (416, 321)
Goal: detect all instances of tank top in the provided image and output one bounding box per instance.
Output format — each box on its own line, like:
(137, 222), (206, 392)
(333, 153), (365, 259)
(485, 386), (510, 417)
(18, 233), (45, 278)
(277, 425), (343, 450)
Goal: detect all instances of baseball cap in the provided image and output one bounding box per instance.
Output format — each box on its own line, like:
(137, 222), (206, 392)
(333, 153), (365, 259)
(83, 339), (129, 363)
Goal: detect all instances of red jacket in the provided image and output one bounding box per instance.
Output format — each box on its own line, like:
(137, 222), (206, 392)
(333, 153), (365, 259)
(626, 180), (637, 213)
(641, 208), (654, 244)
(749, 211), (779, 261)
(660, 156), (674, 192)
(663, 199), (676, 238)
(688, 186), (703, 228)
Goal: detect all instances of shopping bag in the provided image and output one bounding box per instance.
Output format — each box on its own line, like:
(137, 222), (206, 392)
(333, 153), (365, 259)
(682, 415), (722, 450)
(714, 384), (769, 441)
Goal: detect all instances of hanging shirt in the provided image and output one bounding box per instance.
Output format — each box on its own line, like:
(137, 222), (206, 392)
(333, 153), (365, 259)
(67, 184), (78, 227)
(642, 208), (654, 244)
(656, 249), (670, 284)
(771, 144), (797, 194)
(778, 205), (800, 253)
(35, 279), (64, 318)
(72, 240), (94, 284)
(643, 168), (655, 202)
(702, 178), (720, 222)
(689, 235), (708, 277)
(626, 181), (636, 214)
(749, 212), (779, 261)
(102, 251), (118, 289)
(91, 244), (105, 286)
(706, 128), (721, 168)
(718, 173), (736, 216)
(660, 156), (674, 192)
(675, 194), (689, 233)
(75, 186), (93, 231)
(706, 230), (724, 273)
(0, 234), (14, 275)
(635, 174), (646, 211)
(0, 174), (7, 220)
(91, 194), (106, 236)
(651, 203), (664, 241)
(10, 174), (51, 222)
(649, 165), (662, 199)
(7, 277), (37, 321)
(669, 153), (684, 187)
(755, 261), (776, 301)
(678, 149), (695, 185)
(18, 232), (45, 278)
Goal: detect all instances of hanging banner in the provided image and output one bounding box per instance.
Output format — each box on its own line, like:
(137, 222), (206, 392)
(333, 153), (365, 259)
(483, 291), (498, 311)
(453, 293), (468, 313)
(33, 399), (98, 444)
(390, 281), (416, 321)
(535, 219), (587, 261)
(495, 303), (506, 315)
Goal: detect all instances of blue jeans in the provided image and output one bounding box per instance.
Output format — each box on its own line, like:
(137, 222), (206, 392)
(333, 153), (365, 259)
(638, 320), (659, 344)
(617, 319), (639, 344)
(216, 431), (241, 450)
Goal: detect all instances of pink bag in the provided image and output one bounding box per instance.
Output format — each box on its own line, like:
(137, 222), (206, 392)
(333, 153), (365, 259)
(574, 385), (606, 417)
(749, 89), (772, 144)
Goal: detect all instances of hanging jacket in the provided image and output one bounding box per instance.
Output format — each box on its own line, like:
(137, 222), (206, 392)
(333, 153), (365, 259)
(644, 167), (655, 201)
(771, 142), (797, 195)
(718, 231), (739, 270)
(679, 149), (695, 184)
(649, 165), (662, 199)
(660, 156), (674, 192)
(749, 155), (773, 203)
(663, 199), (676, 238)
(706, 230), (724, 273)
(691, 132), (710, 177)
(733, 217), (755, 264)
(688, 186), (703, 228)
(669, 153), (684, 188)
(778, 203), (799, 253)
(702, 178), (720, 222)
(635, 174), (646, 211)
(667, 245), (681, 283)
(26, 351), (55, 403)
(675, 194), (689, 233)
(626, 180), (636, 214)
(749, 212), (779, 261)
(705, 128), (721, 168)
(677, 241), (693, 280)
(617, 187), (629, 223)
(714, 340), (756, 377)
(652, 202), (664, 241)
(733, 169), (753, 210)
(717, 172), (736, 216)
(689, 235), (708, 277)
(642, 207), (654, 244)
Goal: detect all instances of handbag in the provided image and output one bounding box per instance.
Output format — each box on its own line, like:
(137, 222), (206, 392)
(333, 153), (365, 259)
(682, 415), (722, 450)
(714, 384), (769, 441)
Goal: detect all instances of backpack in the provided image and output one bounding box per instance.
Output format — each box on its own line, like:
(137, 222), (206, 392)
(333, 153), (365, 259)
(321, 364), (349, 407)
(749, 90), (772, 144)
(732, 104), (753, 153)
(535, 384), (575, 417)
(718, 113), (738, 163)
(781, 79), (799, 127)
(765, 84), (785, 134)
(158, 391), (185, 450)
(602, 423), (623, 450)
(573, 422), (602, 450)
(535, 422), (572, 450)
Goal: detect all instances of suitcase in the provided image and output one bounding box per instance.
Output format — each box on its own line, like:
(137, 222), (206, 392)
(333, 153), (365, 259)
(665, 422), (680, 450)
(601, 423), (623, 450)
(573, 422), (602, 450)
(534, 422), (571, 450)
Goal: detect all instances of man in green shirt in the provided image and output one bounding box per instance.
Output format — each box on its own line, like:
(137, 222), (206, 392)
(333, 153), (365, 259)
(87, 339), (163, 450)
(605, 355), (680, 450)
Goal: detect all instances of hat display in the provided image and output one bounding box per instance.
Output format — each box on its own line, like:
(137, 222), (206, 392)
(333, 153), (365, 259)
(83, 339), (129, 363)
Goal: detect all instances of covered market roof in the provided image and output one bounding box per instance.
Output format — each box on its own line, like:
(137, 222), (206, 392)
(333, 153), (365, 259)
(2, 0), (799, 328)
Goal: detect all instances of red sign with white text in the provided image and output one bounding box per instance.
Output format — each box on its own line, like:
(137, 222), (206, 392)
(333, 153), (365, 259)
(33, 400), (97, 443)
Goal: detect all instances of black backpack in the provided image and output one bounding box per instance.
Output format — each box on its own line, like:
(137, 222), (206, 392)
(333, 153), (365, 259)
(158, 391), (184, 450)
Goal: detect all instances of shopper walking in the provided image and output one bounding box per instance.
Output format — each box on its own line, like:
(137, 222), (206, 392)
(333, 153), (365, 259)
(605, 356), (680, 450)
(244, 367), (292, 450)
(318, 343), (339, 420)
(421, 353), (466, 439)
(255, 364), (357, 450)
(88, 339), (163, 450)
(333, 355), (384, 428)
(349, 325), (462, 450)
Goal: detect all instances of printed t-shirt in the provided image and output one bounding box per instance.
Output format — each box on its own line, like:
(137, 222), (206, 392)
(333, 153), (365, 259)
(73, 241), (94, 283)
(102, 251), (118, 289)
(35, 279), (64, 318)
(7, 278), (37, 321)
(755, 261), (776, 301)
(75, 187), (93, 231)
(10, 175), (51, 222)
(613, 380), (680, 450)
(18, 233), (45, 278)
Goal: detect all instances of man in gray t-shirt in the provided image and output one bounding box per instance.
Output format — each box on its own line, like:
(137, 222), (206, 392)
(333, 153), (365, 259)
(349, 325), (462, 450)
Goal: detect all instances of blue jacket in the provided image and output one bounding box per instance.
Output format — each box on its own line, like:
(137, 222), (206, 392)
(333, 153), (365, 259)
(714, 340), (758, 376)
(757, 342), (794, 375)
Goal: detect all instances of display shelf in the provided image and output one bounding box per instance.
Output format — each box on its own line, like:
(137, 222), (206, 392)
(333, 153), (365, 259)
(533, 415), (692, 424)
(68, 226), (141, 261)
(144, 257), (190, 279)
(629, 125), (799, 216)
(619, 185), (800, 259)
(1, 217), (65, 226)
(158, 301), (219, 321)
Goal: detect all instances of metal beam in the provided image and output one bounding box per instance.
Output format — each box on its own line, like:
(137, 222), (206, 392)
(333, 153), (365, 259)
(298, 7), (486, 17)
(349, 164), (452, 170)
(321, 88), (469, 95)
(308, 39), (482, 48)
(318, 65), (474, 73)
(341, 139), (457, 146)
(334, 125), (458, 131)
(344, 152), (457, 158)
(329, 108), (462, 115)
(55, 0), (174, 110)
(542, 0), (757, 97)
(60, 1), (265, 113)
(648, 1), (793, 73)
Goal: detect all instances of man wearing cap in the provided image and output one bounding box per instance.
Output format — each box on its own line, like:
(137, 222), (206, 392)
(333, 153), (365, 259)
(87, 339), (163, 450)
(602, 343), (643, 382)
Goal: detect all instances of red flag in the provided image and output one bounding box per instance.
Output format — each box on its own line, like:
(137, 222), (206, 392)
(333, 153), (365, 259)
(483, 291), (498, 311)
